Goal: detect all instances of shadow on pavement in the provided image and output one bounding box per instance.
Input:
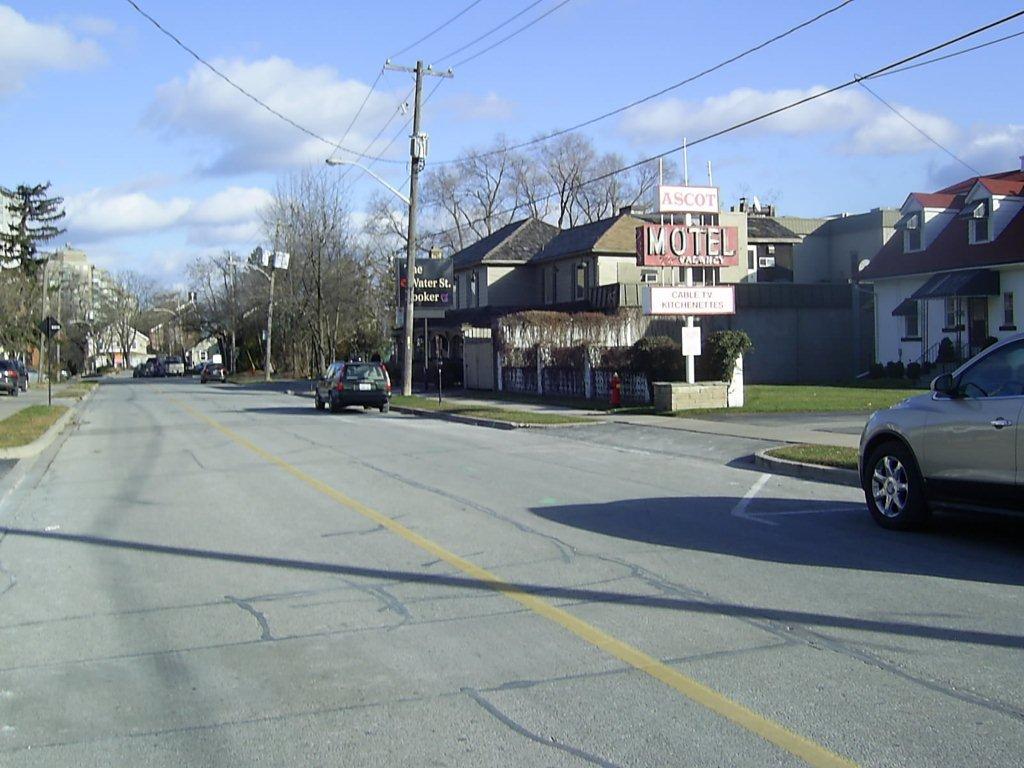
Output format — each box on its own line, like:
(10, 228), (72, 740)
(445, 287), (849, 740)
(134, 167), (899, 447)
(530, 496), (1024, 588)
(240, 406), (383, 417)
(2, 524), (1022, 650)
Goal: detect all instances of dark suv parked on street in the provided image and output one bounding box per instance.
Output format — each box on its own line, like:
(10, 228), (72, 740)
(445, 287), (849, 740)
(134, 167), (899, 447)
(314, 361), (391, 413)
(0, 360), (21, 396)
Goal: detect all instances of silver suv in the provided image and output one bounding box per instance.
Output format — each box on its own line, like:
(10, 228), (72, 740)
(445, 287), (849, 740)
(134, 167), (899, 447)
(860, 333), (1024, 529)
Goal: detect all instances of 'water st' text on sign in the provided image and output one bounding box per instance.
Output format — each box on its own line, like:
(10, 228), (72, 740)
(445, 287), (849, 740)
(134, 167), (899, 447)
(642, 285), (736, 316)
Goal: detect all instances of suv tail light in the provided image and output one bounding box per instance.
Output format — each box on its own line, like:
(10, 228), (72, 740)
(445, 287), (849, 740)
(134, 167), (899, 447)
(335, 381), (345, 392)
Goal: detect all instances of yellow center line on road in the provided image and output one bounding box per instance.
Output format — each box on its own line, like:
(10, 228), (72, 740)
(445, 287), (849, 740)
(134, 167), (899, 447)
(172, 397), (858, 768)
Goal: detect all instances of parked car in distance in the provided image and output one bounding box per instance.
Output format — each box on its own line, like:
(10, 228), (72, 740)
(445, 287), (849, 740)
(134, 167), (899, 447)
(13, 360), (28, 391)
(0, 360), (20, 396)
(859, 333), (1024, 530)
(200, 363), (226, 383)
(165, 356), (185, 376)
(314, 361), (391, 413)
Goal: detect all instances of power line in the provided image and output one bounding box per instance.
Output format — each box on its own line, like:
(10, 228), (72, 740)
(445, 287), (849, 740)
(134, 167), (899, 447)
(389, 0), (487, 59)
(327, 67), (385, 162)
(872, 27), (1024, 78)
(451, 0), (575, 69)
(122, 0), (405, 164)
(857, 80), (981, 175)
(426, 0), (856, 166)
(434, 0), (547, 63)
(430, 8), (1024, 239)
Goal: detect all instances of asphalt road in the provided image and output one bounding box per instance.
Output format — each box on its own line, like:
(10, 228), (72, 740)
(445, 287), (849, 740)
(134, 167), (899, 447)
(1, 378), (1022, 767)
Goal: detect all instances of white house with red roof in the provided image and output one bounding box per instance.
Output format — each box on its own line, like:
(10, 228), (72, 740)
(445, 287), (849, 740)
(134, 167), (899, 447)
(859, 166), (1024, 368)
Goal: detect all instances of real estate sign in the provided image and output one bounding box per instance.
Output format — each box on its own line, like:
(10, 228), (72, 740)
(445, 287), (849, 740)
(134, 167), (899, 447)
(642, 285), (736, 316)
(656, 185), (719, 214)
(397, 258), (454, 308)
(635, 223), (740, 267)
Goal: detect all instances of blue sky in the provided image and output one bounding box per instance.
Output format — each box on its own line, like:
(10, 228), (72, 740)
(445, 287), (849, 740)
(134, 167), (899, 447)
(3, 0), (1023, 282)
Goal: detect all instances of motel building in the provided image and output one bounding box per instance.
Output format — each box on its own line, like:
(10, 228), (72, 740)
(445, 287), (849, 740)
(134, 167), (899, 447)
(859, 166), (1024, 368)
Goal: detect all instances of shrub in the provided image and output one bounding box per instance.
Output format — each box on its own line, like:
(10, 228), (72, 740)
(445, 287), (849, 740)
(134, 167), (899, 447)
(936, 337), (956, 363)
(599, 346), (631, 370)
(906, 362), (921, 380)
(630, 336), (684, 383)
(884, 360), (905, 379)
(983, 335), (999, 350)
(868, 362), (885, 379)
(705, 330), (753, 382)
(921, 360), (933, 376)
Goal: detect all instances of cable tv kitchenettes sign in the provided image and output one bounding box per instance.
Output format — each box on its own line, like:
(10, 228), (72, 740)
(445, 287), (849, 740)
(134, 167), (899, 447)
(635, 223), (739, 267)
(642, 285), (736, 316)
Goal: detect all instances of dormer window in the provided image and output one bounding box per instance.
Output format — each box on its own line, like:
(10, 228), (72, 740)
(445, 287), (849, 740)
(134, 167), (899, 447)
(897, 210), (923, 252)
(966, 200), (991, 244)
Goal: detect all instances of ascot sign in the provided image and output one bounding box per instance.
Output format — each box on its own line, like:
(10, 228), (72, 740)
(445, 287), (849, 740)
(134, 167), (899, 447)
(657, 185), (719, 214)
(635, 222), (739, 267)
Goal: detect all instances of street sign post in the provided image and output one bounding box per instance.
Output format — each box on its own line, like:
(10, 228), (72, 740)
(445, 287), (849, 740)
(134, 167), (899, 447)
(39, 316), (60, 405)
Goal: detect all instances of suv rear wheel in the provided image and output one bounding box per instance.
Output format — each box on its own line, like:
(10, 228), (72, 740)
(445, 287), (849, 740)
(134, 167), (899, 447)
(864, 440), (930, 530)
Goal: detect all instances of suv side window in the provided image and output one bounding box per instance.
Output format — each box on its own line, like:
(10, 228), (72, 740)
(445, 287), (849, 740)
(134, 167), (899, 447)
(958, 341), (1024, 398)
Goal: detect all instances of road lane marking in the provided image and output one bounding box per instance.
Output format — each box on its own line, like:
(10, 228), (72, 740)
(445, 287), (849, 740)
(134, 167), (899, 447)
(731, 473), (775, 525)
(172, 397), (858, 768)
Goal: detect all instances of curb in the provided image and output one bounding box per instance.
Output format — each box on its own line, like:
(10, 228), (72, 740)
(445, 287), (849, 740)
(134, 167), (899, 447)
(754, 448), (860, 488)
(0, 386), (95, 460)
(390, 405), (599, 430)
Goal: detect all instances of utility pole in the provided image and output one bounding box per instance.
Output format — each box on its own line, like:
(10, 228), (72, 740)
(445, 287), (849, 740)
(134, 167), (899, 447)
(265, 223), (279, 382)
(384, 58), (452, 396)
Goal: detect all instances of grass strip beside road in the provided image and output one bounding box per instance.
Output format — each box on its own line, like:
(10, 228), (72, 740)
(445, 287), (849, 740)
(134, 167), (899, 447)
(0, 405), (68, 448)
(391, 395), (591, 425)
(54, 381), (98, 400)
(766, 444), (859, 470)
(679, 384), (922, 416)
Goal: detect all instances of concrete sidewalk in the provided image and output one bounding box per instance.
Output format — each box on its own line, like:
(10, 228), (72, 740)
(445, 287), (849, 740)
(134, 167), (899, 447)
(399, 391), (865, 447)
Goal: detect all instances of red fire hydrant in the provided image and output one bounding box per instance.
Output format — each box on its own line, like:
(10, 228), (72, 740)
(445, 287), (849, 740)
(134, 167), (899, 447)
(609, 372), (622, 407)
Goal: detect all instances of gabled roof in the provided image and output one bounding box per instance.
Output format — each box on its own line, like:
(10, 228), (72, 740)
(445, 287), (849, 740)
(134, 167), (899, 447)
(979, 177), (1024, 196)
(860, 168), (1024, 281)
(531, 213), (641, 264)
(451, 218), (559, 270)
(860, 199), (1024, 280)
(746, 216), (800, 242)
(937, 169), (1024, 194)
(907, 192), (958, 209)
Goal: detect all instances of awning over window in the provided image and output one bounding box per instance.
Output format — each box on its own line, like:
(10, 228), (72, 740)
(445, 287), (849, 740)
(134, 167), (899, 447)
(909, 269), (999, 299)
(891, 298), (918, 317)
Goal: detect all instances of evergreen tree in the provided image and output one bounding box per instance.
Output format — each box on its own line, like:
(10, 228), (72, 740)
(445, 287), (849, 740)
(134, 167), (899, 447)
(0, 182), (66, 274)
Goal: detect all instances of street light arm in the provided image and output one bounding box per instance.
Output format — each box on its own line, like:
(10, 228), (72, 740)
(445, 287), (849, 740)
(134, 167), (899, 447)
(325, 158), (410, 206)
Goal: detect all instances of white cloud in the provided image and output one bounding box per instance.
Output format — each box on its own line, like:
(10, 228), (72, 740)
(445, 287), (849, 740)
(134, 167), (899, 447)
(847, 106), (959, 156)
(66, 186), (272, 244)
(145, 57), (403, 175)
(621, 87), (871, 143)
(72, 16), (117, 37)
(448, 91), (514, 121)
(620, 85), (960, 158)
(0, 5), (104, 94)
(67, 190), (191, 238)
(186, 186), (274, 226)
(929, 124), (1024, 186)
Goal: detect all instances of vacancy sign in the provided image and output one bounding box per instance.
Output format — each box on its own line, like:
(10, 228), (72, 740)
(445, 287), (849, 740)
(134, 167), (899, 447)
(657, 185), (719, 214)
(642, 285), (736, 316)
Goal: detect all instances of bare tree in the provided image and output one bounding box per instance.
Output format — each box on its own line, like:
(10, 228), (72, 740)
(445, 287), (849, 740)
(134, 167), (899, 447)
(105, 270), (155, 368)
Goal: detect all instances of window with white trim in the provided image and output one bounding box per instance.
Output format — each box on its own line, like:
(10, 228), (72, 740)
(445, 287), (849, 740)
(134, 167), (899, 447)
(904, 301), (919, 338)
(944, 296), (961, 329)
(905, 212), (922, 252)
(469, 272), (478, 307)
(968, 200), (991, 244)
(1004, 291), (1015, 327)
(575, 261), (589, 300)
